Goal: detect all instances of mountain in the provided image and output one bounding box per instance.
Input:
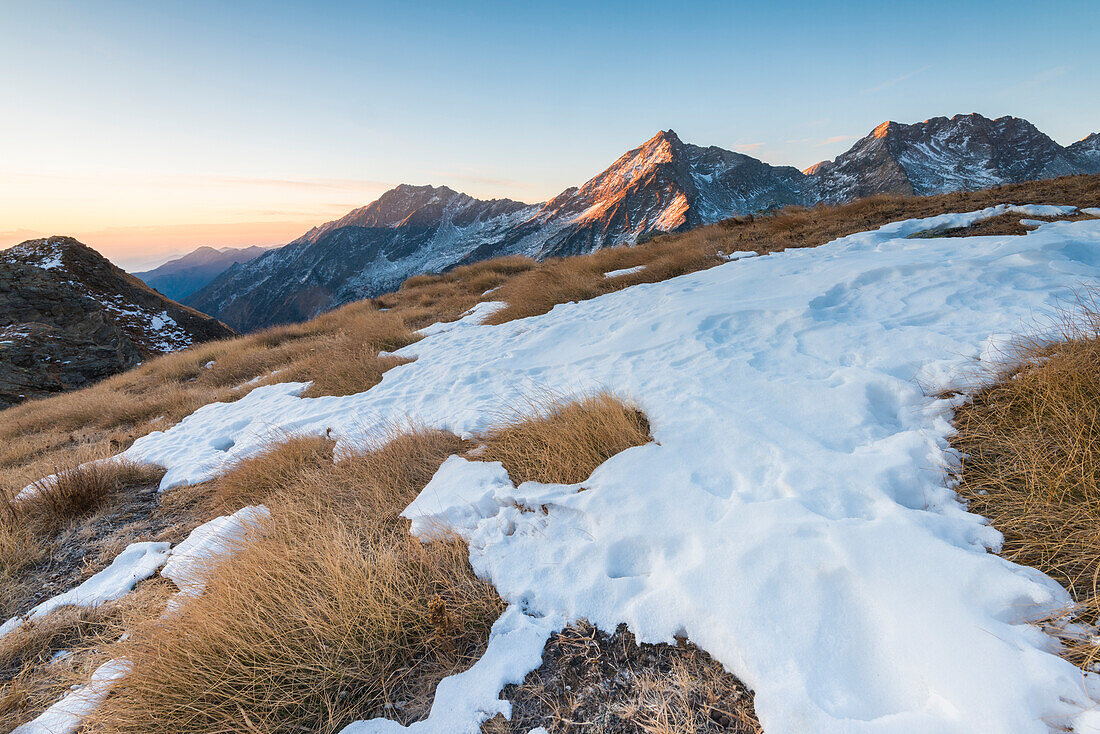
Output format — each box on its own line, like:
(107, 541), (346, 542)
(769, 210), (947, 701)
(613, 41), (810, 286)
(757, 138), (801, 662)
(1067, 133), (1100, 174)
(134, 245), (269, 301)
(188, 115), (1099, 333)
(0, 237), (234, 408)
(186, 131), (808, 331)
(806, 113), (1089, 201)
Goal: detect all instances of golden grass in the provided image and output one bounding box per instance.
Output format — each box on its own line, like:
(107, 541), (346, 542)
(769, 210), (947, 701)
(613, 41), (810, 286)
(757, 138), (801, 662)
(951, 299), (1100, 669)
(88, 429), (502, 733)
(479, 391), (652, 485)
(78, 393), (654, 733)
(0, 459), (165, 616)
(0, 578), (174, 733)
(205, 434), (335, 512)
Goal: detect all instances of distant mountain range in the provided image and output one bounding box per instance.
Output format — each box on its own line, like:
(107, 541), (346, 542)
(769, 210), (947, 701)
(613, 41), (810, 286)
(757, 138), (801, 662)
(185, 113), (1100, 332)
(0, 237), (233, 407)
(134, 245), (269, 301)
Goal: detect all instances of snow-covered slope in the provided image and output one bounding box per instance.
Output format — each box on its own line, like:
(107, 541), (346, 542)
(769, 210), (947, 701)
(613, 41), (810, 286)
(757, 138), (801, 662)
(113, 209), (1100, 732)
(808, 113), (1089, 201)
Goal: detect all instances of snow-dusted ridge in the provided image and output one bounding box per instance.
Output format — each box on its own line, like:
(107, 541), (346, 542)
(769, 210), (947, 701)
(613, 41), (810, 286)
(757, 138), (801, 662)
(36, 207), (1100, 732)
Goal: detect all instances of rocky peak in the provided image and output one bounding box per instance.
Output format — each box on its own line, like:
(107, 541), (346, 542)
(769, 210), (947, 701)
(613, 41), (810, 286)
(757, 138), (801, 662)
(0, 237), (234, 407)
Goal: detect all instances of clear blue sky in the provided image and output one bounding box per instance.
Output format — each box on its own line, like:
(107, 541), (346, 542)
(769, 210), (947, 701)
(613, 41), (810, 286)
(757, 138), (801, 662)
(1, 0), (1097, 268)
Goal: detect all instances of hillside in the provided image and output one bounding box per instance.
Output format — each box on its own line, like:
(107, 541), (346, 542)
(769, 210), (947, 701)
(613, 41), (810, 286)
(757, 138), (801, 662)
(0, 237), (234, 408)
(133, 245), (268, 301)
(2, 176), (1100, 733)
(188, 113), (1099, 333)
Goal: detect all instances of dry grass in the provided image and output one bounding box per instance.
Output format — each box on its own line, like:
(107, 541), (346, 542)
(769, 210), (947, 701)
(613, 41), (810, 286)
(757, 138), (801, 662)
(483, 622), (761, 734)
(478, 391), (652, 484)
(951, 298), (1100, 669)
(87, 428), (504, 734)
(0, 459), (166, 617)
(0, 578), (174, 733)
(205, 434), (335, 512)
(77, 393), (654, 733)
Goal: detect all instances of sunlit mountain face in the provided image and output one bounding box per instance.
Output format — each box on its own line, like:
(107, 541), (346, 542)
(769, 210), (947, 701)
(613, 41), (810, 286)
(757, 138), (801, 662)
(187, 114), (1100, 333)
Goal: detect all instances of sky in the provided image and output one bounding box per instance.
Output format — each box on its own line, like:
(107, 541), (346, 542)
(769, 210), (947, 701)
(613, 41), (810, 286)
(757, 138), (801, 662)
(1, 0), (1097, 270)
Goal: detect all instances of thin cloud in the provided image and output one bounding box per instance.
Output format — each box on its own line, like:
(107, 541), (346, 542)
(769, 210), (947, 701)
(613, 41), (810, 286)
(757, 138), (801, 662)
(861, 64), (932, 94)
(733, 142), (766, 152)
(1000, 66), (1070, 95)
(815, 134), (860, 147)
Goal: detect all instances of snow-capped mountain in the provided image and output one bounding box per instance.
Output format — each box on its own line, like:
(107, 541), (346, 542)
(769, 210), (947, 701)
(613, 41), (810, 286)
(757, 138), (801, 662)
(1067, 132), (1100, 174)
(0, 237), (234, 407)
(186, 131), (808, 331)
(188, 116), (1099, 332)
(806, 113), (1090, 201)
(134, 245), (269, 301)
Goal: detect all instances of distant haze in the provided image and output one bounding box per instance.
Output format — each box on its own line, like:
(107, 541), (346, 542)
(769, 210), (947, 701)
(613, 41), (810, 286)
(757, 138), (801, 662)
(1, 0), (1097, 268)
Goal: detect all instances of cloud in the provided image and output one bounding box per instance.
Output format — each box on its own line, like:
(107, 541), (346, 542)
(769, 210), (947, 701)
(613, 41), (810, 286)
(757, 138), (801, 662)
(732, 142), (766, 152)
(814, 134), (860, 147)
(861, 64), (932, 94)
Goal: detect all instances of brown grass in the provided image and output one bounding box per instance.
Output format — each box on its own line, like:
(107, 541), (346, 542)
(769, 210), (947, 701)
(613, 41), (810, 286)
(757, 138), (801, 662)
(951, 298), (1100, 668)
(0, 578), (174, 733)
(87, 428), (504, 734)
(205, 434), (334, 512)
(0, 459), (166, 617)
(483, 622), (761, 734)
(478, 391), (652, 484)
(78, 393), (655, 733)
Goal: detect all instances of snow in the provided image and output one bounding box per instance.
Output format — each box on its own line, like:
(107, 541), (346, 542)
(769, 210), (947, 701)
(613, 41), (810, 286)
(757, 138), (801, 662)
(1010, 204), (1077, 217)
(1083, 208), (1100, 218)
(340, 606), (562, 733)
(161, 505), (269, 611)
(415, 301), (506, 338)
(603, 265), (646, 279)
(72, 206), (1100, 732)
(11, 658), (132, 734)
(722, 250), (759, 261)
(0, 542), (170, 641)
(4, 507), (270, 732)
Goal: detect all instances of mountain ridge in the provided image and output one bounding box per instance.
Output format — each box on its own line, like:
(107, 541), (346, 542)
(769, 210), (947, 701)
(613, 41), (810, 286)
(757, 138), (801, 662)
(135, 244), (269, 301)
(187, 113), (1100, 332)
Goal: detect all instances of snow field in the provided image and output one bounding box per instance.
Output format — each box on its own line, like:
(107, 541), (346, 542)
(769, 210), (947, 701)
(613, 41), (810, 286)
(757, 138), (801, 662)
(30, 205), (1100, 732)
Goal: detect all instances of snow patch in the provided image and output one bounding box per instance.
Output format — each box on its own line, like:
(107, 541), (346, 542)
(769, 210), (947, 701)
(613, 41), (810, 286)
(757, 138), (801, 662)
(603, 265), (646, 279)
(0, 542), (170, 641)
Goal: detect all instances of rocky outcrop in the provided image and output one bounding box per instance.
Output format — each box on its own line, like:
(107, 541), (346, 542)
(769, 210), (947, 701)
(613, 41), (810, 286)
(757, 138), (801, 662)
(0, 237), (234, 408)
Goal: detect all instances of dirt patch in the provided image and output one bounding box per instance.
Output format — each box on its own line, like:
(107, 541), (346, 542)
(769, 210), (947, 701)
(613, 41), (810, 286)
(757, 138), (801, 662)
(482, 622), (761, 733)
(4, 479), (203, 621)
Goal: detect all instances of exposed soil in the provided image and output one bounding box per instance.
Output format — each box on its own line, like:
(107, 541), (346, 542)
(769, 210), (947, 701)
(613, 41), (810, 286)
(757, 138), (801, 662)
(482, 622), (760, 733)
(5, 480), (201, 620)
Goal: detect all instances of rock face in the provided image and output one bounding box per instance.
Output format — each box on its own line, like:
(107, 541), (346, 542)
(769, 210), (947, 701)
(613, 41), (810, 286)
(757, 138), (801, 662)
(806, 114), (1089, 201)
(0, 237), (234, 408)
(187, 115), (1100, 332)
(186, 131), (807, 331)
(134, 245), (268, 301)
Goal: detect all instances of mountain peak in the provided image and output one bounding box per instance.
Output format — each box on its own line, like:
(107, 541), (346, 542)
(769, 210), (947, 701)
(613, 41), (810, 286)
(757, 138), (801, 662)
(872, 121), (896, 138)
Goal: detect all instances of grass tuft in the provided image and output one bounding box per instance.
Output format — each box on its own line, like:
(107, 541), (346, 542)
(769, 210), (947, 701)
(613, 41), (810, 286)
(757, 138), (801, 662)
(478, 391), (652, 485)
(951, 296), (1100, 669)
